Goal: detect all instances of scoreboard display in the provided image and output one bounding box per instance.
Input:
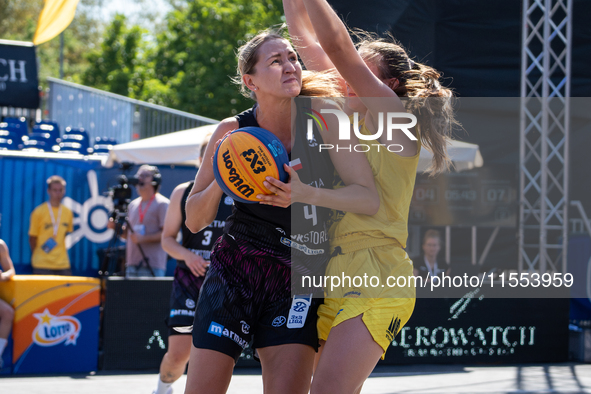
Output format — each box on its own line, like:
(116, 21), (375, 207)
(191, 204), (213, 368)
(410, 165), (518, 227)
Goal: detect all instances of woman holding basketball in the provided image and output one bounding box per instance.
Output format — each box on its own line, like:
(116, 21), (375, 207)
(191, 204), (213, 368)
(263, 1), (455, 393)
(184, 28), (379, 394)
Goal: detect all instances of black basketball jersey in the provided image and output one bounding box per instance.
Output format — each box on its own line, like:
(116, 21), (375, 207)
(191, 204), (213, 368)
(178, 181), (233, 268)
(230, 101), (335, 286)
(289, 97), (335, 285)
(233, 105), (291, 231)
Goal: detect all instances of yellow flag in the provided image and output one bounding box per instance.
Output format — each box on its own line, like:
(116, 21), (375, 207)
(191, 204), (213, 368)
(33, 0), (81, 45)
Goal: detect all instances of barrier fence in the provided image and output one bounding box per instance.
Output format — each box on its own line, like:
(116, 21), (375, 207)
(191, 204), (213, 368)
(46, 77), (217, 144)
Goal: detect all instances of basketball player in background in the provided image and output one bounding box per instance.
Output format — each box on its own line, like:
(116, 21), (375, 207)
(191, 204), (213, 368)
(152, 134), (233, 394)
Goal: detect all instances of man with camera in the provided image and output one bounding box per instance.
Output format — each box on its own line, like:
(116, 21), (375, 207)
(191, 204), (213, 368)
(29, 175), (74, 275)
(112, 165), (170, 277)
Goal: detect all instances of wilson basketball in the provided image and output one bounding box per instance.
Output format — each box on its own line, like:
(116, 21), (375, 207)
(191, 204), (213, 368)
(213, 127), (289, 204)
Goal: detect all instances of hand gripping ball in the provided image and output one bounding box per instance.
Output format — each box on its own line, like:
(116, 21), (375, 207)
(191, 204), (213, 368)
(213, 127), (289, 204)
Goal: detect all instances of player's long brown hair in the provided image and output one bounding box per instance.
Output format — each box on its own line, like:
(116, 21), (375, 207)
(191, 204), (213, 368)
(355, 30), (457, 175)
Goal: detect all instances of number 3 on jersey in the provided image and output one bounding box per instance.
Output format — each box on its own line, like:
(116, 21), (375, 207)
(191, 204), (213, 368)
(202, 230), (213, 246)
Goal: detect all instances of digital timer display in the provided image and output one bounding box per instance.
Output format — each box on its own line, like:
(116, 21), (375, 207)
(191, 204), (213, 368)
(410, 165), (517, 227)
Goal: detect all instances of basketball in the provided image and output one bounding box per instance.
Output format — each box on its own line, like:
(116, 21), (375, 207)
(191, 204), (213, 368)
(213, 127), (289, 204)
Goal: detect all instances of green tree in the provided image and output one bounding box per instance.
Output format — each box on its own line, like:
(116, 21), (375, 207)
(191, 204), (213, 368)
(148, 0), (285, 119)
(81, 14), (152, 98)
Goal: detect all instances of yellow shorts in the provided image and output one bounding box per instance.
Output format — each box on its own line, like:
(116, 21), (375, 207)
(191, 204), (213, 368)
(317, 243), (416, 357)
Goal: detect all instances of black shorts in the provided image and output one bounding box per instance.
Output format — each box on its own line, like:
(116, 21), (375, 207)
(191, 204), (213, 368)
(192, 234), (320, 362)
(167, 266), (205, 336)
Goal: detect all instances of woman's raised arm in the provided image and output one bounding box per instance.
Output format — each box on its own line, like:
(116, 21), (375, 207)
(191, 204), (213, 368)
(185, 118), (237, 233)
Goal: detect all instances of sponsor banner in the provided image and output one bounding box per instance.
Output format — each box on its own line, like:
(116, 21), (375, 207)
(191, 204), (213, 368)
(380, 296), (569, 364)
(207, 321), (249, 349)
(0, 275), (100, 374)
(0, 40), (40, 109)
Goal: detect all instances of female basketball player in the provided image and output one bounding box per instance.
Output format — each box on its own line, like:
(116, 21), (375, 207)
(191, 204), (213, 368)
(262, 1), (456, 393)
(183, 28), (379, 394)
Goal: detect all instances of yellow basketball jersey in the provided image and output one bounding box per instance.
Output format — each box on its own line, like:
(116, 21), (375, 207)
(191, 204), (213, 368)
(330, 117), (420, 252)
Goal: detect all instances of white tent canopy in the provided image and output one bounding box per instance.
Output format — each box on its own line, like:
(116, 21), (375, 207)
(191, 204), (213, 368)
(106, 124), (483, 172)
(105, 124), (219, 167)
(418, 139), (484, 173)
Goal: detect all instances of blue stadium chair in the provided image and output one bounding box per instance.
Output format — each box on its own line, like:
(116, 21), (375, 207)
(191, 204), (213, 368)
(23, 132), (57, 152)
(57, 141), (86, 154)
(37, 120), (60, 135)
(2, 117), (28, 134)
(93, 136), (118, 155)
(31, 125), (59, 145)
(63, 127), (91, 153)
(34, 122), (60, 142)
(0, 132), (19, 151)
(0, 124), (25, 149)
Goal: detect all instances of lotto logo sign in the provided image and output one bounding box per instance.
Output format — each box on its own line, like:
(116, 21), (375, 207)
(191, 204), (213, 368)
(32, 309), (81, 347)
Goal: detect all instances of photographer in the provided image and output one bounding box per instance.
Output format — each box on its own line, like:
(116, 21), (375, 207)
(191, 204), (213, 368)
(109, 165), (170, 277)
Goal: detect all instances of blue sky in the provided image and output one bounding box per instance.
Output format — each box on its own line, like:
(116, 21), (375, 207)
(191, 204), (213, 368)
(98, 0), (172, 27)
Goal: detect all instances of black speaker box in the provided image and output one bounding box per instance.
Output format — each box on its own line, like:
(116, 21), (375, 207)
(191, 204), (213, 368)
(102, 277), (172, 370)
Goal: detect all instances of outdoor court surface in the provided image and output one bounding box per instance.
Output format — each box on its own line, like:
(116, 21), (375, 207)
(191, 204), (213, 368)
(2, 363), (591, 394)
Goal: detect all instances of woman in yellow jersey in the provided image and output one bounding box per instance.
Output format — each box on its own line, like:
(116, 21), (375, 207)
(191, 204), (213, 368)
(276, 0), (456, 392)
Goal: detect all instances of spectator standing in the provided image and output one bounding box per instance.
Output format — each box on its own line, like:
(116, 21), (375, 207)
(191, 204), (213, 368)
(29, 176), (74, 275)
(413, 229), (450, 280)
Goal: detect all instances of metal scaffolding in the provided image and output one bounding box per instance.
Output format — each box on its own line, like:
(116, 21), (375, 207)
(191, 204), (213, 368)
(519, 0), (572, 274)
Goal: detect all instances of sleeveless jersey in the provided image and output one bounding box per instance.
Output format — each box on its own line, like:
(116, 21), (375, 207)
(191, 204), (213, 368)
(227, 102), (335, 283)
(330, 117), (420, 252)
(289, 98), (335, 286)
(233, 105), (291, 231)
(178, 181), (233, 268)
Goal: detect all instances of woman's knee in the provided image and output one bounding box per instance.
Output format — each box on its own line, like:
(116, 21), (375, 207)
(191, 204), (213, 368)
(166, 340), (191, 364)
(0, 303), (14, 322)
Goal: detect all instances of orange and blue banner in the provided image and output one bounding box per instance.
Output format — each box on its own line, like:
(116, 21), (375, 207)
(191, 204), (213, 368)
(0, 275), (100, 374)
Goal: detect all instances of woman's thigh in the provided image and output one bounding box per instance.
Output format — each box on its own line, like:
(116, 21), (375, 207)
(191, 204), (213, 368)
(258, 343), (316, 394)
(184, 346), (234, 394)
(311, 315), (383, 394)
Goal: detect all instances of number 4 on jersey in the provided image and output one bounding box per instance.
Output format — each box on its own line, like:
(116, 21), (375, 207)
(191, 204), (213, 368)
(304, 205), (317, 226)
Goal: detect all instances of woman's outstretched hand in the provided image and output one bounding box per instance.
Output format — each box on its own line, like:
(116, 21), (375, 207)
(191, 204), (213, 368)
(257, 163), (306, 208)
